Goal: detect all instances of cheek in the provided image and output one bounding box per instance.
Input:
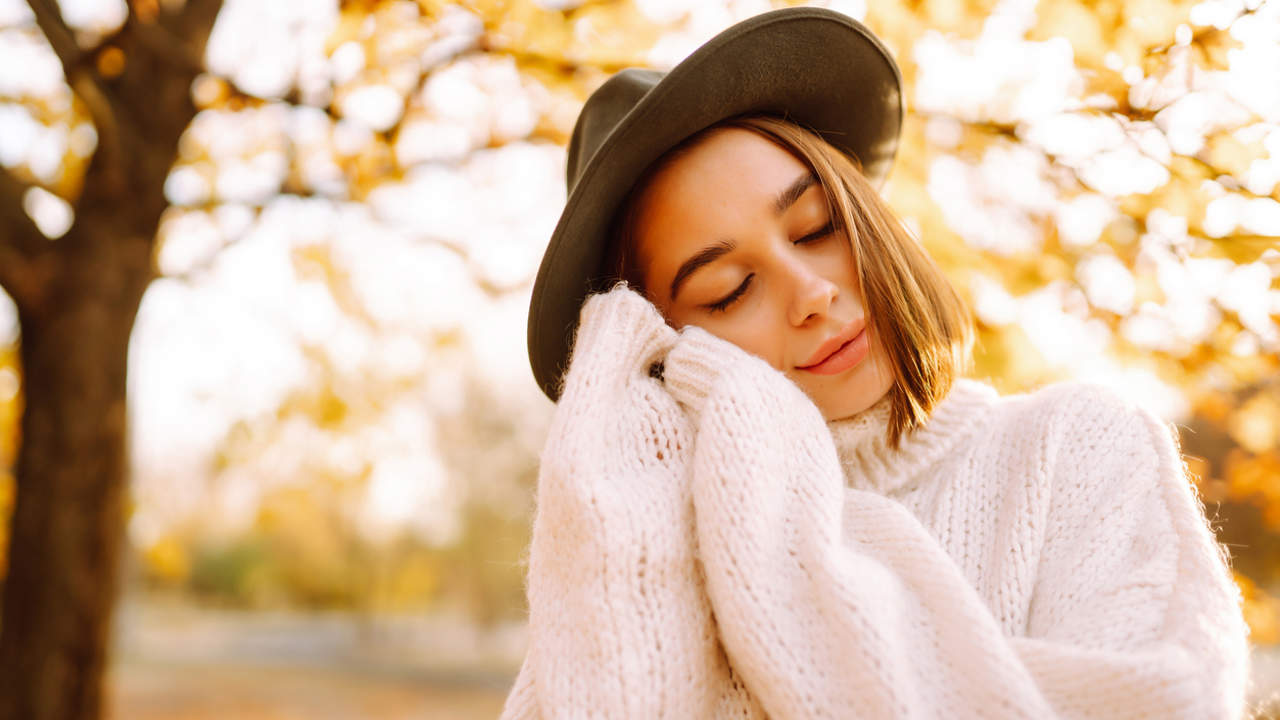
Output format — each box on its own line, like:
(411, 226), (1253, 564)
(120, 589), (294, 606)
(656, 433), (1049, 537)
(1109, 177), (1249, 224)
(688, 315), (787, 370)
(865, 332), (896, 387)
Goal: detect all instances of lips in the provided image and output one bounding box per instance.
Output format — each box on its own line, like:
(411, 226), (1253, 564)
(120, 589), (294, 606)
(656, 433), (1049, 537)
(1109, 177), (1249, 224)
(798, 318), (866, 369)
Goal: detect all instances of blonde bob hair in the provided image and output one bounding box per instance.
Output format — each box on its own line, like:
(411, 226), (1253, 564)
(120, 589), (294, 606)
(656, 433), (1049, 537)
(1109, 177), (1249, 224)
(604, 113), (974, 449)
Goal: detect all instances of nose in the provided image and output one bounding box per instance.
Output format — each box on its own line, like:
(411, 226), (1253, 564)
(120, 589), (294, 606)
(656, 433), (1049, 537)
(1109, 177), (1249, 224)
(787, 261), (839, 327)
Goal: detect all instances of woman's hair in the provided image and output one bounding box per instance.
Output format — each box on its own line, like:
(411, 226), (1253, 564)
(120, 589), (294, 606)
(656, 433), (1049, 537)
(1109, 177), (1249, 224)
(603, 113), (975, 449)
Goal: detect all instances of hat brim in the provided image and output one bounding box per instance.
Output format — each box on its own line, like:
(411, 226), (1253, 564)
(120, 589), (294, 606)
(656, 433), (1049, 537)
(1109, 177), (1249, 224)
(528, 7), (904, 401)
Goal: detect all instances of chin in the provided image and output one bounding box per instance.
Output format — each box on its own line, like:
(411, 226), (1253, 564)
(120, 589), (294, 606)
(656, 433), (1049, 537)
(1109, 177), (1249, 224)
(800, 370), (893, 422)
(816, 394), (880, 422)
(783, 342), (895, 421)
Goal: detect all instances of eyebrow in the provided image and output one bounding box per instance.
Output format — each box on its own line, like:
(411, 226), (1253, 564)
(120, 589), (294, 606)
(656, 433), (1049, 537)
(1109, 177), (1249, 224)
(669, 171), (818, 303)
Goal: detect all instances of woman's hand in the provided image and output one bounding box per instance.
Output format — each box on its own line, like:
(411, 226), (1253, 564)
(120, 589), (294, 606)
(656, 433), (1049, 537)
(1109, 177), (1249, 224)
(517, 282), (763, 719)
(660, 323), (870, 716)
(664, 322), (844, 536)
(538, 282), (689, 542)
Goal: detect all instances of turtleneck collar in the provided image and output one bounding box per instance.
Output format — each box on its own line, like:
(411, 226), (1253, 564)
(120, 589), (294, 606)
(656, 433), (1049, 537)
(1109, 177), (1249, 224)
(825, 378), (1000, 495)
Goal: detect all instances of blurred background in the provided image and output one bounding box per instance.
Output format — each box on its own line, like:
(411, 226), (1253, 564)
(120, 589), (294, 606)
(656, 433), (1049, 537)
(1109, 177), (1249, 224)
(0, 0), (1276, 718)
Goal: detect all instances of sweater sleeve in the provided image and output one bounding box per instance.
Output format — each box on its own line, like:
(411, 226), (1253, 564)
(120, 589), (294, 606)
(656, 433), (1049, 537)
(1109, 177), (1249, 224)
(499, 654), (538, 719)
(1010, 382), (1250, 718)
(501, 285), (765, 720)
(662, 326), (1250, 720)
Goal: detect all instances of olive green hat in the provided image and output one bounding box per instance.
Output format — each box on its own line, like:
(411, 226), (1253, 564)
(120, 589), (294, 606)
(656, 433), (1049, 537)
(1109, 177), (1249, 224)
(528, 6), (904, 401)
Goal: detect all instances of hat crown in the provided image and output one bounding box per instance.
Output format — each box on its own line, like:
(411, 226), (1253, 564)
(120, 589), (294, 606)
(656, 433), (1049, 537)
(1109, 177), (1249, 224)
(566, 68), (665, 194)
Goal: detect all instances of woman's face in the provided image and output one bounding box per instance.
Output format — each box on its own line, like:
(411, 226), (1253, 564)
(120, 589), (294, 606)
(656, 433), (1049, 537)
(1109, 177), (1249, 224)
(633, 127), (894, 421)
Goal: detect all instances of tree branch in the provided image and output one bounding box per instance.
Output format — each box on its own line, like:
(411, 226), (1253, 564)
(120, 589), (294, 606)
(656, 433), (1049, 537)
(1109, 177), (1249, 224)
(25, 0), (82, 77)
(169, 0), (225, 59)
(0, 168), (56, 311)
(124, 12), (205, 74)
(25, 0), (126, 174)
(0, 169), (47, 257)
(1146, 4), (1262, 59)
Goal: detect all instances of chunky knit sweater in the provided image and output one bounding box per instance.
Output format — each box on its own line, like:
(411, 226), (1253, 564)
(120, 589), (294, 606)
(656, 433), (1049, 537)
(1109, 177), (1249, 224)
(500, 284), (1250, 719)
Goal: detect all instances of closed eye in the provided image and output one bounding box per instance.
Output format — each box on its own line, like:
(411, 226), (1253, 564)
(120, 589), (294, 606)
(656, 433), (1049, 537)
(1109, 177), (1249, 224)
(702, 221), (837, 314)
(795, 221), (837, 245)
(704, 273), (753, 314)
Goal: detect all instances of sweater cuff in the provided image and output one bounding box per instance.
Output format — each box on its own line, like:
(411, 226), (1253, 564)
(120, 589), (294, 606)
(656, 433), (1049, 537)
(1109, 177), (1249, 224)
(663, 325), (752, 416)
(566, 282), (677, 391)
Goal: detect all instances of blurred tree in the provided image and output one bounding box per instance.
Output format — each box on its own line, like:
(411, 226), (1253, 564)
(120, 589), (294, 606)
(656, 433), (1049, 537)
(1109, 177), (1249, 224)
(0, 2), (224, 719)
(0, 344), (17, 578)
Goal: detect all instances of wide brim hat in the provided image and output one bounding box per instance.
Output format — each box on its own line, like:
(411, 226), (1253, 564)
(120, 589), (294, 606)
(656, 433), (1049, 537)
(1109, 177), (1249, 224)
(528, 6), (904, 401)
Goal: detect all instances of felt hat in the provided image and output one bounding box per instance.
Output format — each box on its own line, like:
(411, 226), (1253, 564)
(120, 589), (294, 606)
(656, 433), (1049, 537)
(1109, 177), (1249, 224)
(527, 6), (904, 401)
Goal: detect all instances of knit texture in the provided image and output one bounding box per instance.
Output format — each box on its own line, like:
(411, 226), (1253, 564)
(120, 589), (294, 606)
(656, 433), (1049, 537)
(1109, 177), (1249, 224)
(501, 284), (1250, 719)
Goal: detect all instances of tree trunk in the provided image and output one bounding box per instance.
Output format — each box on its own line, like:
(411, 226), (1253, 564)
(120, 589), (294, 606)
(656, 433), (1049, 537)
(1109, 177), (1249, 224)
(0, 233), (151, 719)
(0, 5), (224, 717)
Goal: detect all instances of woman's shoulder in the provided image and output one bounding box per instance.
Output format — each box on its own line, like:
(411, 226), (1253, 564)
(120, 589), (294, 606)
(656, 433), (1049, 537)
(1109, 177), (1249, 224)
(956, 378), (1178, 472)
(980, 379), (1163, 436)
(981, 379), (1184, 490)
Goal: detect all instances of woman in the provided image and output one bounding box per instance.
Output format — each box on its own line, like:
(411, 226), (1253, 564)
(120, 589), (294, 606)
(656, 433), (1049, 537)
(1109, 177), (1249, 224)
(502, 7), (1250, 719)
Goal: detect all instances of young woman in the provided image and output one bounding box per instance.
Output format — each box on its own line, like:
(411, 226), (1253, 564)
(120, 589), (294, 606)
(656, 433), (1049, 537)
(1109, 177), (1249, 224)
(502, 8), (1250, 719)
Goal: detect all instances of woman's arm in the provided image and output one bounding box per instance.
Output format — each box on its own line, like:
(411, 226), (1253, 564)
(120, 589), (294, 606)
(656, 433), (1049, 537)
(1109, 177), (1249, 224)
(498, 655), (537, 719)
(500, 285), (763, 719)
(1008, 384), (1249, 718)
(663, 326), (1249, 720)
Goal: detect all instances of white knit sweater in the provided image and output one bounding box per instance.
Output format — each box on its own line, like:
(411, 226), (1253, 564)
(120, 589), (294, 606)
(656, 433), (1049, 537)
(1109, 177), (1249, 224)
(500, 285), (1250, 719)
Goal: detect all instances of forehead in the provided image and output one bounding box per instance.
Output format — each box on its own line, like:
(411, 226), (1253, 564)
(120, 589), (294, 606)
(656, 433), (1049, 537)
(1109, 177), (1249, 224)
(642, 128), (806, 214)
(633, 128), (811, 264)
